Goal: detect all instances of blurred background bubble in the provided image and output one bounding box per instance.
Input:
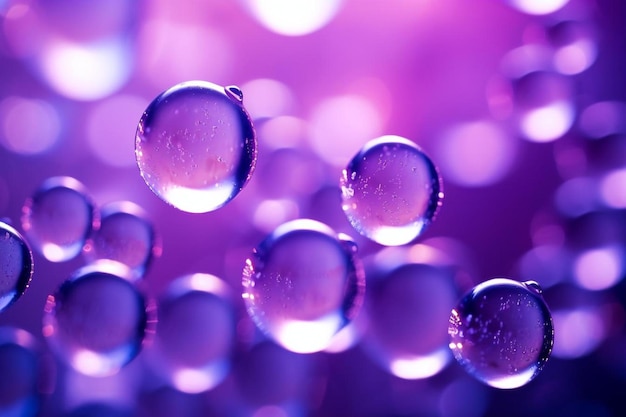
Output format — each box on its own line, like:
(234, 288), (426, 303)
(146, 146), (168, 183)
(1, 0), (625, 415)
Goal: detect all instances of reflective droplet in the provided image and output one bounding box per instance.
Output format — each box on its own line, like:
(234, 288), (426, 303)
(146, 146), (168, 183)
(340, 136), (442, 246)
(135, 80), (257, 213)
(242, 219), (365, 353)
(21, 177), (97, 262)
(43, 261), (152, 377)
(225, 85), (243, 102)
(0, 221), (34, 312)
(523, 280), (543, 295)
(83, 201), (160, 278)
(0, 327), (42, 417)
(448, 278), (554, 389)
(149, 273), (235, 394)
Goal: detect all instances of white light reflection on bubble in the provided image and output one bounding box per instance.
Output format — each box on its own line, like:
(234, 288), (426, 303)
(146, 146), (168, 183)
(435, 121), (517, 187)
(520, 100), (574, 142)
(240, 78), (294, 120)
(273, 312), (343, 354)
(309, 95), (383, 166)
(163, 186), (235, 215)
(388, 347), (450, 380)
(574, 247), (623, 291)
(600, 169), (626, 209)
(507, 0), (569, 15)
(0, 97), (61, 155)
(86, 95), (148, 168)
(38, 36), (132, 101)
(579, 101), (626, 139)
(487, 367), (538, 390)
(552, 309), (605, 359)
(244, 0), (344, 36)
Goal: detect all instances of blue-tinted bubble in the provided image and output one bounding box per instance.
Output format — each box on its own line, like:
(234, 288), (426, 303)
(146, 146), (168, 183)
(448, 278), (554, 389)
(242, 219), (365, 353)
(149, 273), (235, 394)
(21, 177), (97, 262)
(0, 327), (41, 417)
(135, 80), (257, 213)
(83, 201), (160, 278)
(0, 221), (34, 312)
(341, 135), (443, 246)
(43, 261), (152, 377)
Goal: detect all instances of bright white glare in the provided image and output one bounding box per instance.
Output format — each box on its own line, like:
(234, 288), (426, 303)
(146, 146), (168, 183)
(241, 79), (294, 119)
(253, 199), (299, 233)
(600, 169), (626, 209)
(87, 95), (148, 168)
(245, 0), (344, 36)
(487, 367), (537, 389)
(273, 313), (343, 353)
(436, 121), (517, 187)
(574, 247), (623, 291)
(171, 363), (228, 394)
(553, 309), (605, 359)
(554, 40), (597, 75)
(163, 185), (234, 214)
(388, 348), (450, 380)
(309, 95), (382, 166)
(0, 97), (61, 155)
(520, 100), (574, 142)
(508, 0), (569, 15)
(324, 321), (362, 353)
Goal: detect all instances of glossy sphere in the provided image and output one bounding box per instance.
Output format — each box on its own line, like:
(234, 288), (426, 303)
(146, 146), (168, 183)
(43, 261), (150, 377)
(448, 278), (554, 389)
(242, 219), (365, 353)
(151, 273), (235, 394)
(21, 176), (96, 262)
(83, 201), (160, 278)
(341, 136), (442, 246)
(135, 81), (257, 213)
(0, 221), (34, 312)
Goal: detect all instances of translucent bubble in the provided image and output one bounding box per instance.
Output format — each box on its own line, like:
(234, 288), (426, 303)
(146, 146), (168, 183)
(149, 273), (235, 394)
(0, 221), (34, 312)
(83, 201), (160, 278)
(21, 177), (97, 262)
(42, 261), (152, 377)
(340, 136), (443, 246)
(448, 278), (554, 389)
(242, 219), (365, 353)
(0, 327), (41, 417)
(135, 80), (257, 213)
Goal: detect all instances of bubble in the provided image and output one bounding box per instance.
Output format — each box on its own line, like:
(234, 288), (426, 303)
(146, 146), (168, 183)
(83, 201), (160, 278)
(506, 0), (569, 15)
(149, 273), (235, 394)
(448, 278), (554, 389)
(21, 177), (97, 262)
(340, 136), (443, 246)
(0, 221), (34, 312)
(242, 219), (365, 353)
(135, 80), (257, 213)
(0, 327), (42, 417)
(42, 261), (152, 377)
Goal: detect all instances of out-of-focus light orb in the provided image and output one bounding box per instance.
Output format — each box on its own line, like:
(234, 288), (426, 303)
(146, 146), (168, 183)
(309, 94), (383, 167)
(518, 244), (570, 289)
(242, 219), (365, 353)
(600, 169), (626, 209)
(448, 279), (554, 389)
(43, 261), (151, 377)
(436, 121), (517, 187)
(150, 274), (235, 394)
(500, 44), (553, 79)
(0, 97), (61, 156)
(243, 0), (344, 36)
(0, 221), (34, 313)
(37, 36), (132, 101)
(554, 176), (597, 218)
(87, 95), (148, 168)
(549, 20), (597, 76)
(240, 79), (294, 120)
(138, 21), (232, 88)
(135, 81), (257, 213)
(439, 379), (489, 417)
(22, 177), (97, 263)
(513, 71), (574, 143)
(259, 116), (308, 149)
(341, 136), (443, 246)
(579, 101), (626, 139)
(252, 199), (299, 233)
(552, 308), (605, 359)
(507, 0), (569, 15)
(573, 247), (623, 291)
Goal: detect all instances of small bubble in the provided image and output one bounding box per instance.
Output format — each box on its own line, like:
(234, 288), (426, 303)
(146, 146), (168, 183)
(0, 221), (34, 312)
(340, 135), (443, 246)
(242, 219), (365, 353)
(225, 85), (244, 102)
(448, 278), (554, 389)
